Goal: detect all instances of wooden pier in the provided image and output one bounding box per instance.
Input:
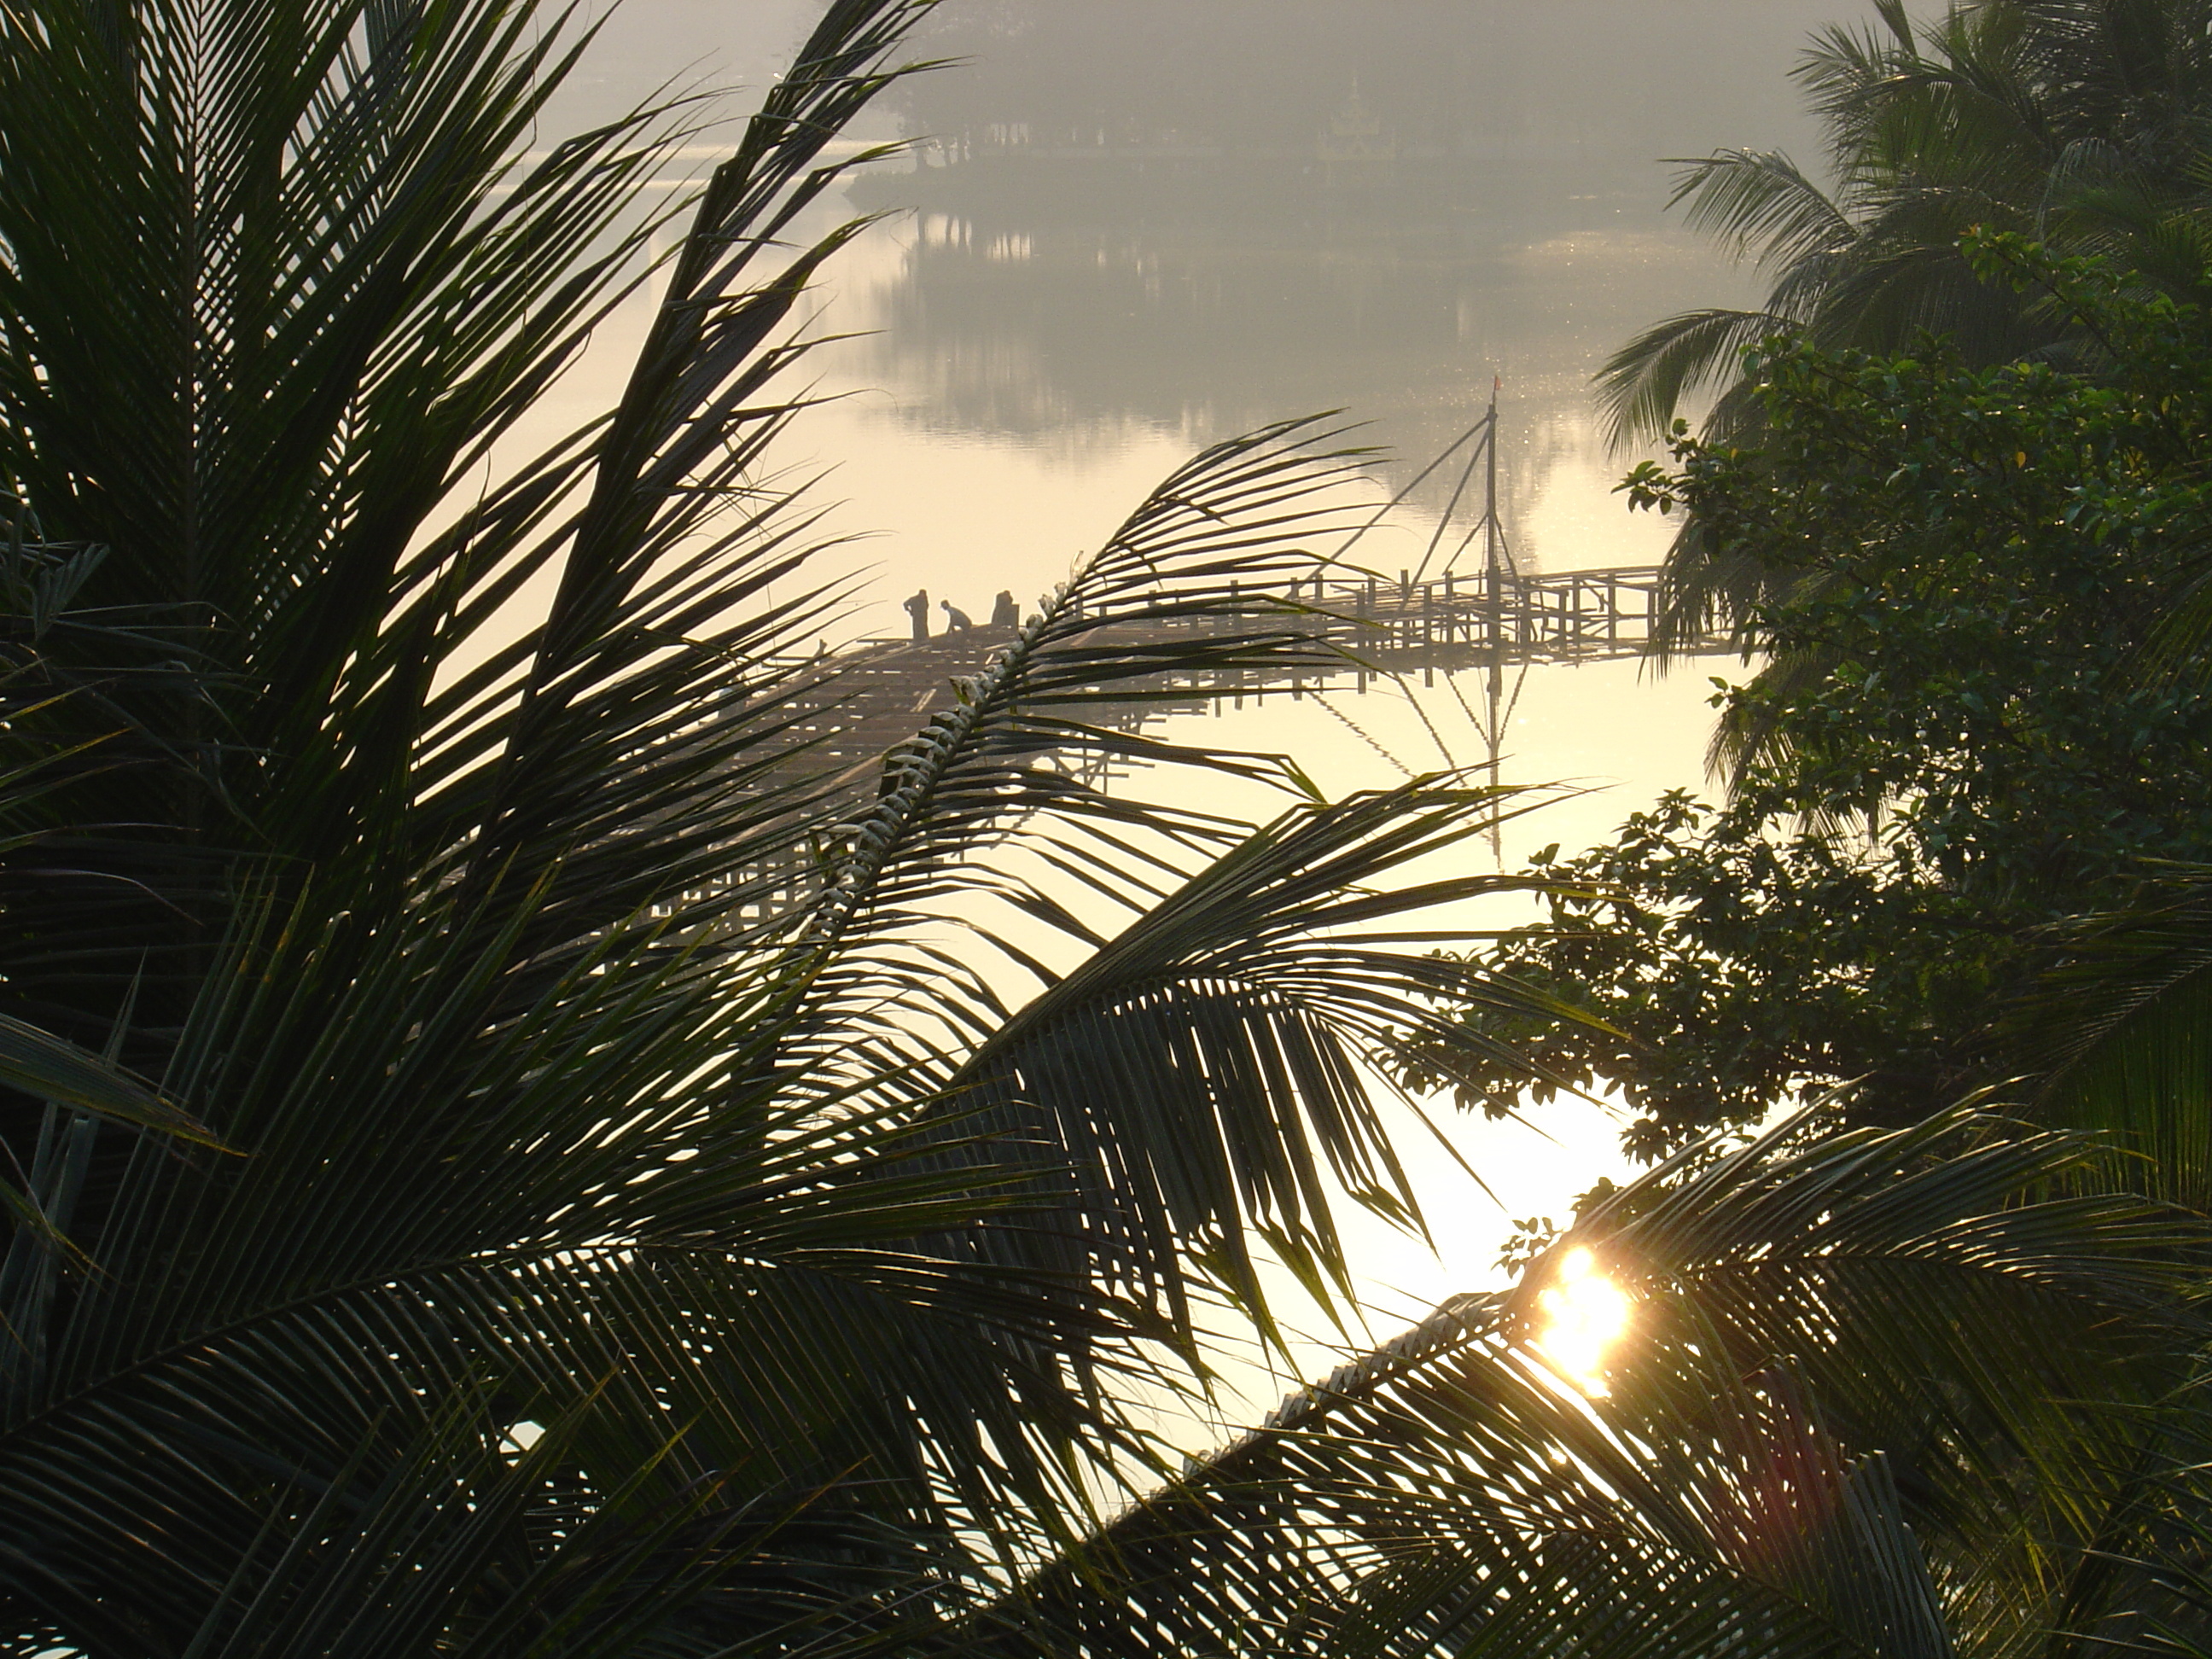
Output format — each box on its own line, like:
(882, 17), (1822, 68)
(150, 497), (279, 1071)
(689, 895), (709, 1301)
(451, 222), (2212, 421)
(768, 561), (1724, 771)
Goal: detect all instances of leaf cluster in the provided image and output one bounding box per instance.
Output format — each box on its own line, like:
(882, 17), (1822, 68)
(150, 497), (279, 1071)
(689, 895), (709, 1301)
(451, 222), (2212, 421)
(1410, 236), (2212, 1155)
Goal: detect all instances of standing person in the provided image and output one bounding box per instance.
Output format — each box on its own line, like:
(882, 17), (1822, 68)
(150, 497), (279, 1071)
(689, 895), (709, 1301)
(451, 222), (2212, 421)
(991, 590), (1018, 629)
(903, 588), (929, 641)
(940, 597), (975, 632)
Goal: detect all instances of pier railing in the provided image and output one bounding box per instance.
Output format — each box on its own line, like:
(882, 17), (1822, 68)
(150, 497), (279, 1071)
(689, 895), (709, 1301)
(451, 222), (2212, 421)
(760, 562), (1732, 767)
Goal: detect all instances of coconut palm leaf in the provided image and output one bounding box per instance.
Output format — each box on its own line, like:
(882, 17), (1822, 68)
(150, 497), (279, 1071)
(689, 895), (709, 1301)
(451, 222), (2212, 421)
(1672, 150), (1860, 276)
(0, 1014), (213, 1147)
(1595, 305), (1797, 457)
(936, 1104), (2206, 1659)
(2000, 870), (2212, 1213)
(725, 418), (1592, 1345)
(0, 0), (1634, 1643)
(0, 869), (1161, 1639)
(0, 1006), (227, 1284)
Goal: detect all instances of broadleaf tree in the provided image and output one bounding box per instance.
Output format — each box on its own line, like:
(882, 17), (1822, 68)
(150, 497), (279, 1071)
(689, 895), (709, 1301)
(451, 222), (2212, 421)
(1404, 235), (2212, 1157)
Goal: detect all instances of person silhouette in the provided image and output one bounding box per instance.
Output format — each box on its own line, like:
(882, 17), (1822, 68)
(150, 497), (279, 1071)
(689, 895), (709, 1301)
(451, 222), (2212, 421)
(940, 598), (975, 632)
(991, 589), (1018, 628)
(902, 588), (929, 641)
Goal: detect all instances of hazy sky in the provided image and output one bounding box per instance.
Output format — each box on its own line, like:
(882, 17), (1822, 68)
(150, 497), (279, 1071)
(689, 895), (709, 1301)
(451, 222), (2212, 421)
(552, 0), (1853, 165)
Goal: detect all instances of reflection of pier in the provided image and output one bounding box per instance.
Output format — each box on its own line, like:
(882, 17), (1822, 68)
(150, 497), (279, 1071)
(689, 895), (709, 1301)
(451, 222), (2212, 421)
(781, 386), (1733, 791)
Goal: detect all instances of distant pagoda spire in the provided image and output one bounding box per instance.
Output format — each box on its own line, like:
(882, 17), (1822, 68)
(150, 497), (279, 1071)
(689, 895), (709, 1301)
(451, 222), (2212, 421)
(1318, 76), (1397, 183)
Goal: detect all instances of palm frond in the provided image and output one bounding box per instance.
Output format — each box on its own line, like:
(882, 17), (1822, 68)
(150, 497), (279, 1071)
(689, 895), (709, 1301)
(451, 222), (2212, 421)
(2009, 870), (2212, 1213)
(1596, 306), (1800, 451)
(940, 1104), (2204, 1659)
(1669, 150), (1860, 274)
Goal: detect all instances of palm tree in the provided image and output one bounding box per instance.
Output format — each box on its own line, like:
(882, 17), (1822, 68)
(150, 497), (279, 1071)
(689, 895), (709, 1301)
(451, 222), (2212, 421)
(0, 0), (1584, 1646)
(1602, 0), (2212, 653)
(1606, 0), (2212, 447)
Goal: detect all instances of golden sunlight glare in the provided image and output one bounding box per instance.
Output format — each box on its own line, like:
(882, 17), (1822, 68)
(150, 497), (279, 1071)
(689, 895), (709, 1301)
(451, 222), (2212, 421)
(1534, 1247), (1630, 1397)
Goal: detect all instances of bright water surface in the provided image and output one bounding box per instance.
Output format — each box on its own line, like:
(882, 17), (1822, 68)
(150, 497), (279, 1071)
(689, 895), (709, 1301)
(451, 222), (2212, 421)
(550, 0), (1848, 1395)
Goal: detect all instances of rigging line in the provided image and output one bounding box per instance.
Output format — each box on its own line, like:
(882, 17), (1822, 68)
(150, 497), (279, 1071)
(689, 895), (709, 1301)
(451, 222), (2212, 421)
(1445, 657), (1532, 749)
(1316, 691), (1417, 780)
(1441, 658), (1528, 760)
(1441, 664), (1486, 737)
(1498, 655), (1532, 735)
(1436, 517), (1487, 581)
(1487, 661), (1534, 870)
(1376, 672), (1460, 770)
(1410, 411), (1490, 588)
(1320, 411), (1493, 570)
(1486, 492), (1520, 581)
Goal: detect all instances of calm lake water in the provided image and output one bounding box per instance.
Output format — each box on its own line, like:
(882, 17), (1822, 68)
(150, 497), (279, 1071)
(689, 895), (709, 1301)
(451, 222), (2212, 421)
(551, 0), (1850, 1371)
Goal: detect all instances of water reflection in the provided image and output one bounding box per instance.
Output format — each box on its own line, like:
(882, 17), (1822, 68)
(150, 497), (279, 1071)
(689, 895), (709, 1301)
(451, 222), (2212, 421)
(840, 179), (1724, 561)
(826, 0), (1842, 565)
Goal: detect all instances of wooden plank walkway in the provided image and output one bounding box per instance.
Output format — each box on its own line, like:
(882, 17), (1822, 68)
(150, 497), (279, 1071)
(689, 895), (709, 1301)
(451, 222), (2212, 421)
(769, 563), (1728, 768)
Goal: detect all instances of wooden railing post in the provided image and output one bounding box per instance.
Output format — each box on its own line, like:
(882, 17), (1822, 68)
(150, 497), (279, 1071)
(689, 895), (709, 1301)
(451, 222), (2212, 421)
(1423, 584), (1435, 686)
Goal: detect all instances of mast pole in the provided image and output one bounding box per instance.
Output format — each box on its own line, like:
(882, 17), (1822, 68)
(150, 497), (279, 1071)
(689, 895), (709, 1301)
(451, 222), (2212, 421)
(1484, 379), (1505, 859)
(1485, 377), (1501, 586)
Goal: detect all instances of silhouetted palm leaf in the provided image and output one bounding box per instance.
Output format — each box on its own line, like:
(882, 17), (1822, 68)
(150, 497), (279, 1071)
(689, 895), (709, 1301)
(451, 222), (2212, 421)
(0, 0), (1600, 1644)
(2005, 871), (2212, 1214)
(943, 1105), (2206, 1659)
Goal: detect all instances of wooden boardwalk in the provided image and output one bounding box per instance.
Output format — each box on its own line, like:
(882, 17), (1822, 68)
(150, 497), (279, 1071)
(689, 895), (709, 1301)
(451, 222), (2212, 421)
(773, 562), (1726, 770)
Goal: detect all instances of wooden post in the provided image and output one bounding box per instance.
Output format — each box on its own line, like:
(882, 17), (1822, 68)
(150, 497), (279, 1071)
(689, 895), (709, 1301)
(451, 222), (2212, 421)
(1486, 551), (1503, 650)
(1423, 585), (1435, 686)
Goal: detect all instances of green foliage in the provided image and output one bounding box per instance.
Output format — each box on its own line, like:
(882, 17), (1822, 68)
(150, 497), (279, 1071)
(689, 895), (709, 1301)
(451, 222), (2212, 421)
(1408, 236), (2212, 1154)
(1400, 795), (2008, 1154)
(1600, 0), (2212, 451)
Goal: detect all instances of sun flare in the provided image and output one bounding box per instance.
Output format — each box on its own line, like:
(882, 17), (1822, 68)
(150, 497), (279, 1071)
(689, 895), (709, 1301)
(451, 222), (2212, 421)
(1534, 1247), (1630, 1397)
